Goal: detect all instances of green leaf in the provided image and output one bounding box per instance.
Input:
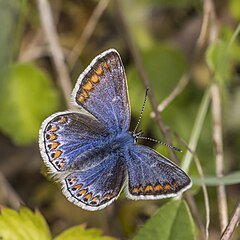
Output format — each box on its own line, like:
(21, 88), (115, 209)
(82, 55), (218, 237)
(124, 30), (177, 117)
(127, 43), (186, 130)
(192, 171), (240, 186)
(0, 0), (27, 68)
(133, 200), (195, 240)
(54, 225), (116, 240)
(0, 63), (59, 145)
(0, 207), (51, 240)
(206, 39), (230, 83)
(229, 0), (240, 21)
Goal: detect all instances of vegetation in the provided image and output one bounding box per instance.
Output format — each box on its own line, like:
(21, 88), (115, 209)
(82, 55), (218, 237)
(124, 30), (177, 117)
(0, 0), (239, 239)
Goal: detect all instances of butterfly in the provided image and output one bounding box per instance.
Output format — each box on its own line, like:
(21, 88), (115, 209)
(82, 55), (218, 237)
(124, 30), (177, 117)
(39, 49), (191, 211)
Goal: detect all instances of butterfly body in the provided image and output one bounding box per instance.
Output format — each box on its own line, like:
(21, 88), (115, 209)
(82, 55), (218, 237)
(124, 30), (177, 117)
(39, 49), (191, 211)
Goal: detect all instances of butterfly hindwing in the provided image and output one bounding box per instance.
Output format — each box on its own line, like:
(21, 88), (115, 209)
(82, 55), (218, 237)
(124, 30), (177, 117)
(72, 49), (131, 133)
(125, 145), (192, 200)
(63, 154), (127, 211)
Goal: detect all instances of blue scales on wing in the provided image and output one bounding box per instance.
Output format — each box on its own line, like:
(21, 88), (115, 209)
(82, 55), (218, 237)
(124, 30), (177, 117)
(64, 154), (127, 210)
(72, 49), (131, 133)
(41, 112), (108, 173)
(126, 145), (191, 200)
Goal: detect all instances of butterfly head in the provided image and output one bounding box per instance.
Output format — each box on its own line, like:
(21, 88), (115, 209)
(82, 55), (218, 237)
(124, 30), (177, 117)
(132, 130), (144, 143)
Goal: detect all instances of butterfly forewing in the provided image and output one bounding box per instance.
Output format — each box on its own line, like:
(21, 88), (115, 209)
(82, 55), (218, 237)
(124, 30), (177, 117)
(72, 49), (131, 133)
(39, 111), (107, 174)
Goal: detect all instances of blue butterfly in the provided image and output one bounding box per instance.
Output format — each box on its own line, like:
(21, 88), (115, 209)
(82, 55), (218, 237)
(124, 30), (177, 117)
(39, 49), (191, 211)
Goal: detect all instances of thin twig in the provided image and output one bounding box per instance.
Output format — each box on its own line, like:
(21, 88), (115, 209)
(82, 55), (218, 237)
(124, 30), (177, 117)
(211, 83), (228, 232)
(67, 0), (110, 70)
(191, 155), (210, 240)
(0, 172), (22, 209)
(197, 0), (211, 48)
(37, 0), (72, 108)
(221, 201), (240, 240)
(158, 71), (191, 112)
(203, 0), (228, 233)
(114, 0), (177, 162)
(157, 0), (214, 114)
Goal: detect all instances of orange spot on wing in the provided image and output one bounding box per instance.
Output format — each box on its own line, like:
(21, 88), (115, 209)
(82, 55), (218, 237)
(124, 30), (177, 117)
(83, 81), (93, 91)
(49, 126), (58, 132)
(84, 193), (92, 200)
(96, 66), (103, 75)
(72, 184), (82, 190)
(104, 194), (111, 200)
(164, 183), (172, 190)
(82, 90), (88, 98)
(53, 150), (62, 159)
(154, 184), (163, 191)
(91, 196), (99, 202)
(79, 189), (87, 195)
(77, 91), (88, 103)
(144, 185), (153, 192)
(58, 116), (67, 124)
(68, 178), (78, 185)
(59, 159), (65, 168)
(51, 142), (59, 149)
(78, 95), (85, 103)
(49, 133), (57, 141)
(172, 180), (177, 189)
(103, 62), (110, 71)
(131, 187), (139, 193)
(91, 74), (99, 83)
(138, 186), (143, 193)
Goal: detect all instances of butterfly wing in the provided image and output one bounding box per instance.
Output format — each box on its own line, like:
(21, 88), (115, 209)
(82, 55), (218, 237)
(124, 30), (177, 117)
(72, 49), (130, 133)
(63, 154), (127, 211)
(125, 145), (192, 200)
(39, 111), (108, 174)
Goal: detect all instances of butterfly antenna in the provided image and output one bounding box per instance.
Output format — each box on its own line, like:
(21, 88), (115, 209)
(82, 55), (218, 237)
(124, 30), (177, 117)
(133, 88), (149, 134)
(136, 136), (182, 152)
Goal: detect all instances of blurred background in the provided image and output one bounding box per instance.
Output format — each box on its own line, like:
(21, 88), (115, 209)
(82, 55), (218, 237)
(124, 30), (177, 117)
(0, 0), (240, 239)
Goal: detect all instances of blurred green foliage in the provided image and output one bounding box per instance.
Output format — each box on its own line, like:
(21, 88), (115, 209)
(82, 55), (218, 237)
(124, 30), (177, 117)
(0, 207), (115, 240)
(133, 200), (195, 240)
(0, 0), (240, 239)
(0, 207), (51, 240)
(0, 0), (27, 68)
(0, 63), (59, 145)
